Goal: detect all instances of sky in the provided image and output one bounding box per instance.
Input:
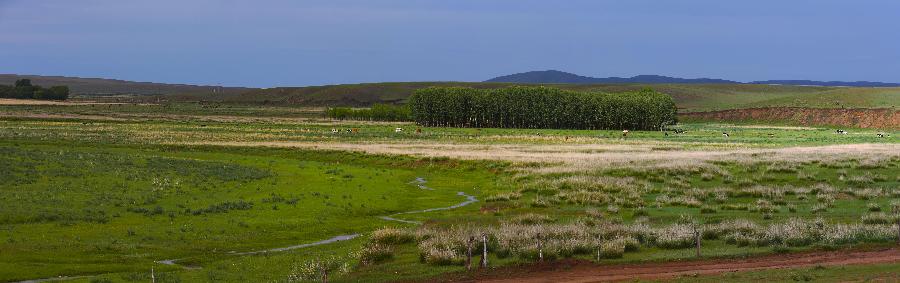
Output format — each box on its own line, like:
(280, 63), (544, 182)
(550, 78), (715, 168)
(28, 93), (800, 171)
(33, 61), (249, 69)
(1, 0), (899, 88)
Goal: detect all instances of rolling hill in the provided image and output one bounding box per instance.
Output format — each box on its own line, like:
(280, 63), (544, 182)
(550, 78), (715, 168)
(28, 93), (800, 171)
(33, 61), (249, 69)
(189, 82), (899, 112)
(0, 74), (253, 95)
(486, 70), (739, 84)
(485, 70), (900, 87)
(4, 74), (898, 112)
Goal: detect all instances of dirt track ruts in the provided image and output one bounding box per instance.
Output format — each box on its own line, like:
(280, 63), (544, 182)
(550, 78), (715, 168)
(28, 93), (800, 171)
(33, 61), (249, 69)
(461, 248), (900, 283)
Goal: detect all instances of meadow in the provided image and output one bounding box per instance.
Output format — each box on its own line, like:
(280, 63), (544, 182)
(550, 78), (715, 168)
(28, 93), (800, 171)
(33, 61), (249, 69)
(0, 102), (898, 282)
(201, 82), (900, 111)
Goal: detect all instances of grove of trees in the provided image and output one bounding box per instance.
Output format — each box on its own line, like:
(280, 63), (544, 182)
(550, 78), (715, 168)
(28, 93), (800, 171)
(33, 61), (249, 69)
(326, 103), (411, 121)
(0, 79), (70, 100)
(408, 86), (676, 130)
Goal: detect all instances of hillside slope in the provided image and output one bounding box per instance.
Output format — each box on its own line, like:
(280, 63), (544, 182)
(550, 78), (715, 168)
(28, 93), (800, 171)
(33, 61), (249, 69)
(198, 82), (900, 112)
(486, 70), (900, 87)
(486, 70), (739, 84)
(682, 107), (899, 129)
(0, 74), (252, 95)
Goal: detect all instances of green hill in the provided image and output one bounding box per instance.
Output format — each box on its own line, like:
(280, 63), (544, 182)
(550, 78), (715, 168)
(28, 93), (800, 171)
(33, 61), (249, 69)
(193, 82), (900, 112)
(0, 74), (251, 96)
(7, 74), (896, 112)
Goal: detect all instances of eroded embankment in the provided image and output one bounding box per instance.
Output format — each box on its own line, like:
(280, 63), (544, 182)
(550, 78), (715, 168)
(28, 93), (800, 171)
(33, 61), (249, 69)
(681, 107), (899, 129)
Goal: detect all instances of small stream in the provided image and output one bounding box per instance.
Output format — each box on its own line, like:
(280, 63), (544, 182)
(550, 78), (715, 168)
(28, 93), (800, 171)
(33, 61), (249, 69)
(20, 177), (478, 281)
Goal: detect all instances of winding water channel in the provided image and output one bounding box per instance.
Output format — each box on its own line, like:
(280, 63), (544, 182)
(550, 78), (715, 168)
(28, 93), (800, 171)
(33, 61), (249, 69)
(154, 177), (477, 268)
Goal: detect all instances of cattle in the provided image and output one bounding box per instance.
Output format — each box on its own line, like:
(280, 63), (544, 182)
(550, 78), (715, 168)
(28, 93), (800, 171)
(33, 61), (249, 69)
(331, 128), (338, 134)
(877, 133), (887, 138)
(415, 128), (422, 134)
(395, 127), (403, 133)
(352, 128), (359, 133)
(836, 129), (847, 135)
(622, 130), (629, 138)
(722, 132), (729, 138)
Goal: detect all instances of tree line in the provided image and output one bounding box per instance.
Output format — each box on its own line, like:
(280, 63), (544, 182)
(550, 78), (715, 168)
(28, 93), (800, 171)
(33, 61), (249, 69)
(407, 86), (676, 130)
(326, 103), (411, 121)
(0, 79), (70, 100)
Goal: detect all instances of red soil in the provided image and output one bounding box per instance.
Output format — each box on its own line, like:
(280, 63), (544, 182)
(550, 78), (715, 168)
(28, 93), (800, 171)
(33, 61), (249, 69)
(681, 107), (899, 129)
(444, 248), (900, 283)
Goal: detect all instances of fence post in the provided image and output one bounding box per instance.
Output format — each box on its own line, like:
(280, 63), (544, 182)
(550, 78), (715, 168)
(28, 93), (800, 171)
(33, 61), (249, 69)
(466, 236), (474, 271)
(694, 224), (701, 258)
(894, 206), (900, 245)
(481, 233), (488, 268)
(537, 233), (543, 262)
(894, 210), (900, 245)
(896, 217), (900, 245)
(151, 267), (155, 283)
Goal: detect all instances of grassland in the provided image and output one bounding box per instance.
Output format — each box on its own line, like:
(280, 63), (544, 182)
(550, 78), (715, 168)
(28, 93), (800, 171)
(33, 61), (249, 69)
(158, 82), (900, 112)
(0, 102), (898, 282)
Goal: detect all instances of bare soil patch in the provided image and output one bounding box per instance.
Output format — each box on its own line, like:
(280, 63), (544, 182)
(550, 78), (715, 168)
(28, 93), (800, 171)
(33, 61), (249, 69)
(682, 107), (900, 129)
(449, 247), (900, 283)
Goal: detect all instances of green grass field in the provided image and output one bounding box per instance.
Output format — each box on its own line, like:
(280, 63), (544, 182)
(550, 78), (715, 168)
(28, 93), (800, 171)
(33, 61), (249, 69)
(156, 82), (900, 112)
(0, 102), (898, 282)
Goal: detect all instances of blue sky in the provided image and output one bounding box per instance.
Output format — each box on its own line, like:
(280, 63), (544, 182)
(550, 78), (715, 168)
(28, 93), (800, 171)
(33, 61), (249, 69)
(1, 0), (898, 87)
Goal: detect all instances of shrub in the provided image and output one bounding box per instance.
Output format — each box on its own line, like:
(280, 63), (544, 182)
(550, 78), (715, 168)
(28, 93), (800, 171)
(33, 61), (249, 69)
(868, 203), (881, 212)
(510, 213), (556, 225)
(861, 213), (896, 225)
(371, 227), (416, 245)
(485, 191), (522, 202)
(360, 244), (394, 265)
(326, 104), (411, 121)
(654, 224), (696, 249)
(598, 240), (625, 259)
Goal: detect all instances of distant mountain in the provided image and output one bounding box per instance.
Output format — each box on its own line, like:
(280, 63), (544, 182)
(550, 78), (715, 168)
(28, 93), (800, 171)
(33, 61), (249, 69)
(486, 70), (900, 87)
(485, 70), (740, 84)
(0, 74), (254, 95)
(749, 80), (900, 87)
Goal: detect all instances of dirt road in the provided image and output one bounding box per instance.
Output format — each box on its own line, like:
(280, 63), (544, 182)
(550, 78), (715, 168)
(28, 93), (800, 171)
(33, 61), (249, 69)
(460, 248), (900, 282)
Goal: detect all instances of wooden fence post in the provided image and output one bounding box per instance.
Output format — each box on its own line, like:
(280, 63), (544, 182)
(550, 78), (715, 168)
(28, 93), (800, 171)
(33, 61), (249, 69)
(537, 233), (543, 262)
(695, 224), (701, 258)
(894, 206), (900, 245)
(896, 217), (900, 245)
(481, 233), (488, 268)
(466, 236), (474, 271)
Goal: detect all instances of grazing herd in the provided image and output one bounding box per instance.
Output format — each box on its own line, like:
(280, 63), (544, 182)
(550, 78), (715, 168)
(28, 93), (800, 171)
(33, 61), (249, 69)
(321, 127), (424, 134)
(309, 127), (890, 139)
